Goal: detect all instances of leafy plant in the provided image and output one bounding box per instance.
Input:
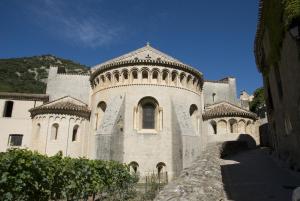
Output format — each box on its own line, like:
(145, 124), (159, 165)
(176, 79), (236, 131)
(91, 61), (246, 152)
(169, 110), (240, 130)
(249, 87), (265, 114)
(0, 149), (137, 201)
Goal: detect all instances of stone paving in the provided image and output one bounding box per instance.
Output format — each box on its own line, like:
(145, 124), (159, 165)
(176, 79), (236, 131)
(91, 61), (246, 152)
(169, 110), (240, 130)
(154, 145), (300, 201)
(221, 148), (300, 201)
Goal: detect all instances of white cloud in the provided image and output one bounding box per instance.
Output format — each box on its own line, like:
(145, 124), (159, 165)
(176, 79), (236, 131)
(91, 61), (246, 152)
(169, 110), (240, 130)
(29, 0), (122, 48)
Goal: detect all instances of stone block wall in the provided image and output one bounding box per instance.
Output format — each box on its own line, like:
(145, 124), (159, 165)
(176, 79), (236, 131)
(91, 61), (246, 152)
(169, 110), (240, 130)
(154, 143), (226, 201)
(46, 67), (90, 104)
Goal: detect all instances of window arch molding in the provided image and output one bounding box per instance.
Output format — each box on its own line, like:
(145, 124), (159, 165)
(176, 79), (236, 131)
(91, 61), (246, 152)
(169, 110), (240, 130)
(134, 96), (163, 131)
(129, 161), (139, 174)
(72, 124), (80, 142)
(95, 101), (107, 130)
(51, 123), (59, 140)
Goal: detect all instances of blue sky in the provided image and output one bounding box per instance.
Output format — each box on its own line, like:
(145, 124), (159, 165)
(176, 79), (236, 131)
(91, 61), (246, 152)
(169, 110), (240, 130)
(0, 0), (262, 94)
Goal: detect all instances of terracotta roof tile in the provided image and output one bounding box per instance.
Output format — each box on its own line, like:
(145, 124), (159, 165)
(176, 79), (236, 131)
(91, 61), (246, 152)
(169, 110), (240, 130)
(203, 101), (257, 120)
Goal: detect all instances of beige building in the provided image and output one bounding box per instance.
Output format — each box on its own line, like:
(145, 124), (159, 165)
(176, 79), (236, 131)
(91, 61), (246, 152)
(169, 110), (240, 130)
(255, 0), (300, 170)
(0, 44), (258, 180)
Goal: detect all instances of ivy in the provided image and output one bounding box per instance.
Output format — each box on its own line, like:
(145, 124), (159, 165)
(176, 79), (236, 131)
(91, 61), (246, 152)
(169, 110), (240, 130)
(261, 0), (300, 73)
(0, 149), (137, 201)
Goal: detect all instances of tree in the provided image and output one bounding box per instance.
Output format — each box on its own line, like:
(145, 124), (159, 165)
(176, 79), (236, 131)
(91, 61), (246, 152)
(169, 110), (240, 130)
(250, 87), (265, 114)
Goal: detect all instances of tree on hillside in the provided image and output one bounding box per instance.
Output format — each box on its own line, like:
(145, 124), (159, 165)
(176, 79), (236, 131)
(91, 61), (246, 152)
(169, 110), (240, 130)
(249, 87), (265, 114)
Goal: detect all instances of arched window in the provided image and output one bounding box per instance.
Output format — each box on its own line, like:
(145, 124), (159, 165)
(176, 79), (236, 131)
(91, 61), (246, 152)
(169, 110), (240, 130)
(162, 70), (169, 84)
(106, 73), (111, 83)
(142, 70), (148, 79)
(171, 72), (177, 83)
(142, 103), (155, 129)
(72, 125), (79, 141)
(122, 70), (128, 80)
(129, 161), (139, 173)
(212, 93), (216, 103)
(51, 123), (59, 140)
(95, 101), (107, 129)
(180, 73), (185, 85)
(152, 71), (158, 79)
(190, 104), (199, 133)
(35, 123), (41, 136)
(131, 70), (138, 82)
(210, 120), (217, 134)
(100, 75), (105, 84)
(189, 104), (198, 116)
(114, 73), (119, 83)
(3, 101), (14, 117)
(156, 162), (166, 175)
(135, 97), (161, 131)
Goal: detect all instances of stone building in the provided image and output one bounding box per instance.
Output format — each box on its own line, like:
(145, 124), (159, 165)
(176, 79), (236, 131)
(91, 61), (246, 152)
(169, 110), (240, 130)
(0, 43), (258, 180)
(254, 0), (300, 169)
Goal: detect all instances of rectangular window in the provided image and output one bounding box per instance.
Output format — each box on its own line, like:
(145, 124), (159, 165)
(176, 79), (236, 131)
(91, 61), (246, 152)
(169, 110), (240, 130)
(3, 101), (14, 117)
(8, 134), (23, 146)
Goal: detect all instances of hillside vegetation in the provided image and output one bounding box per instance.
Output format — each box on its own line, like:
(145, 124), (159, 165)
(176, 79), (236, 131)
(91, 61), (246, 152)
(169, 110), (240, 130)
(0, 55), (89, 94)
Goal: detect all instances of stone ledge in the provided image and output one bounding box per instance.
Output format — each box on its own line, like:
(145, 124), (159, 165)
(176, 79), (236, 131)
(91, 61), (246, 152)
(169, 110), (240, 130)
(154, 143), (227, 201)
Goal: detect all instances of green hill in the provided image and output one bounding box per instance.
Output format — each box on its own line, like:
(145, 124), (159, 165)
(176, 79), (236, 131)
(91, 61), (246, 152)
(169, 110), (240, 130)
(0, 55), (89, 94)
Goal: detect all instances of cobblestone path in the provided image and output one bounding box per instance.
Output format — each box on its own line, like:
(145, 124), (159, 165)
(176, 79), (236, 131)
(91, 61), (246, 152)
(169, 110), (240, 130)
(221, 148), (300, 201)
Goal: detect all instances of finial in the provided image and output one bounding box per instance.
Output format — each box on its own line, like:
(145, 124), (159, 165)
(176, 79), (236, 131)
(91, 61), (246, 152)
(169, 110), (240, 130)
(146, 41), (150, 46)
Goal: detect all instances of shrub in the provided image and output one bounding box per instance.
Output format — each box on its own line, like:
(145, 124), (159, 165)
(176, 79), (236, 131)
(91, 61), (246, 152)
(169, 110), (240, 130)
(0, 149), (137, 201)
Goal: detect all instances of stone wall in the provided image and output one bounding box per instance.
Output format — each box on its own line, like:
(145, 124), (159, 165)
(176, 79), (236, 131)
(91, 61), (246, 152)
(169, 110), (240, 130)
(46, 67), (90, 104)
(203, 78), (237, 106)
(154, 143), (226, 201)
(263, 32), (300, 170)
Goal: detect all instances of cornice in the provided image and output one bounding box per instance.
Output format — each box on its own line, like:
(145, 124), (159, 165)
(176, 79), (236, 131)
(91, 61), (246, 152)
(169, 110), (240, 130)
(90, 59), (203, 84)
(0, 92), (49, 102)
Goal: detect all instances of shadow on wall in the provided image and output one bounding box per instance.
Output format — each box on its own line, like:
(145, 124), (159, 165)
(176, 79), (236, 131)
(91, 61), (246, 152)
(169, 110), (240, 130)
(259, 123), (270, 147)
(220, 134), (256, 158)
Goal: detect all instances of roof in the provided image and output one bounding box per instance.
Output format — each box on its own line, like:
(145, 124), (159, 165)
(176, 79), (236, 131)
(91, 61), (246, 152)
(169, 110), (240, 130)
(0, 92), (49, 102)
(29, 96), (90, 119)
(203, 101), (257, 120)
(90, 43), (203, 82)
(92, 43), (186, 70)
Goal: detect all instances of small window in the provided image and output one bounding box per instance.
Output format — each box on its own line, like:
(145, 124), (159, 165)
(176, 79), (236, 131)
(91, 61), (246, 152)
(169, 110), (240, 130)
(156, 162), (166, 175)
(129, 161), (139, 173)
(35, 123), (41, 135)
(98, 101), (107, 112)
(152, 71), (158, 79)
(142, 103), (155, 129)
(8, 134), (23, 146)
(142, 71), (148, 79)
(114, 73), (119, 82)
(212, 93), (216, 103)
(162, 72), (168, 81)
(123, 71), (128, 80)
(210, 121), (217, 134)
(171, 72), (177, 82)
(72, 125), (79, 141)
(3, 101), (14, 117)
(51, 123), (59, 140)
(132, 70), (138, 79)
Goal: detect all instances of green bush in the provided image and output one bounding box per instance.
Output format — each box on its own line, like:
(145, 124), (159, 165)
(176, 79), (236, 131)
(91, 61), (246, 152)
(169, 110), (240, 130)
(0, 149), (137, 201)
